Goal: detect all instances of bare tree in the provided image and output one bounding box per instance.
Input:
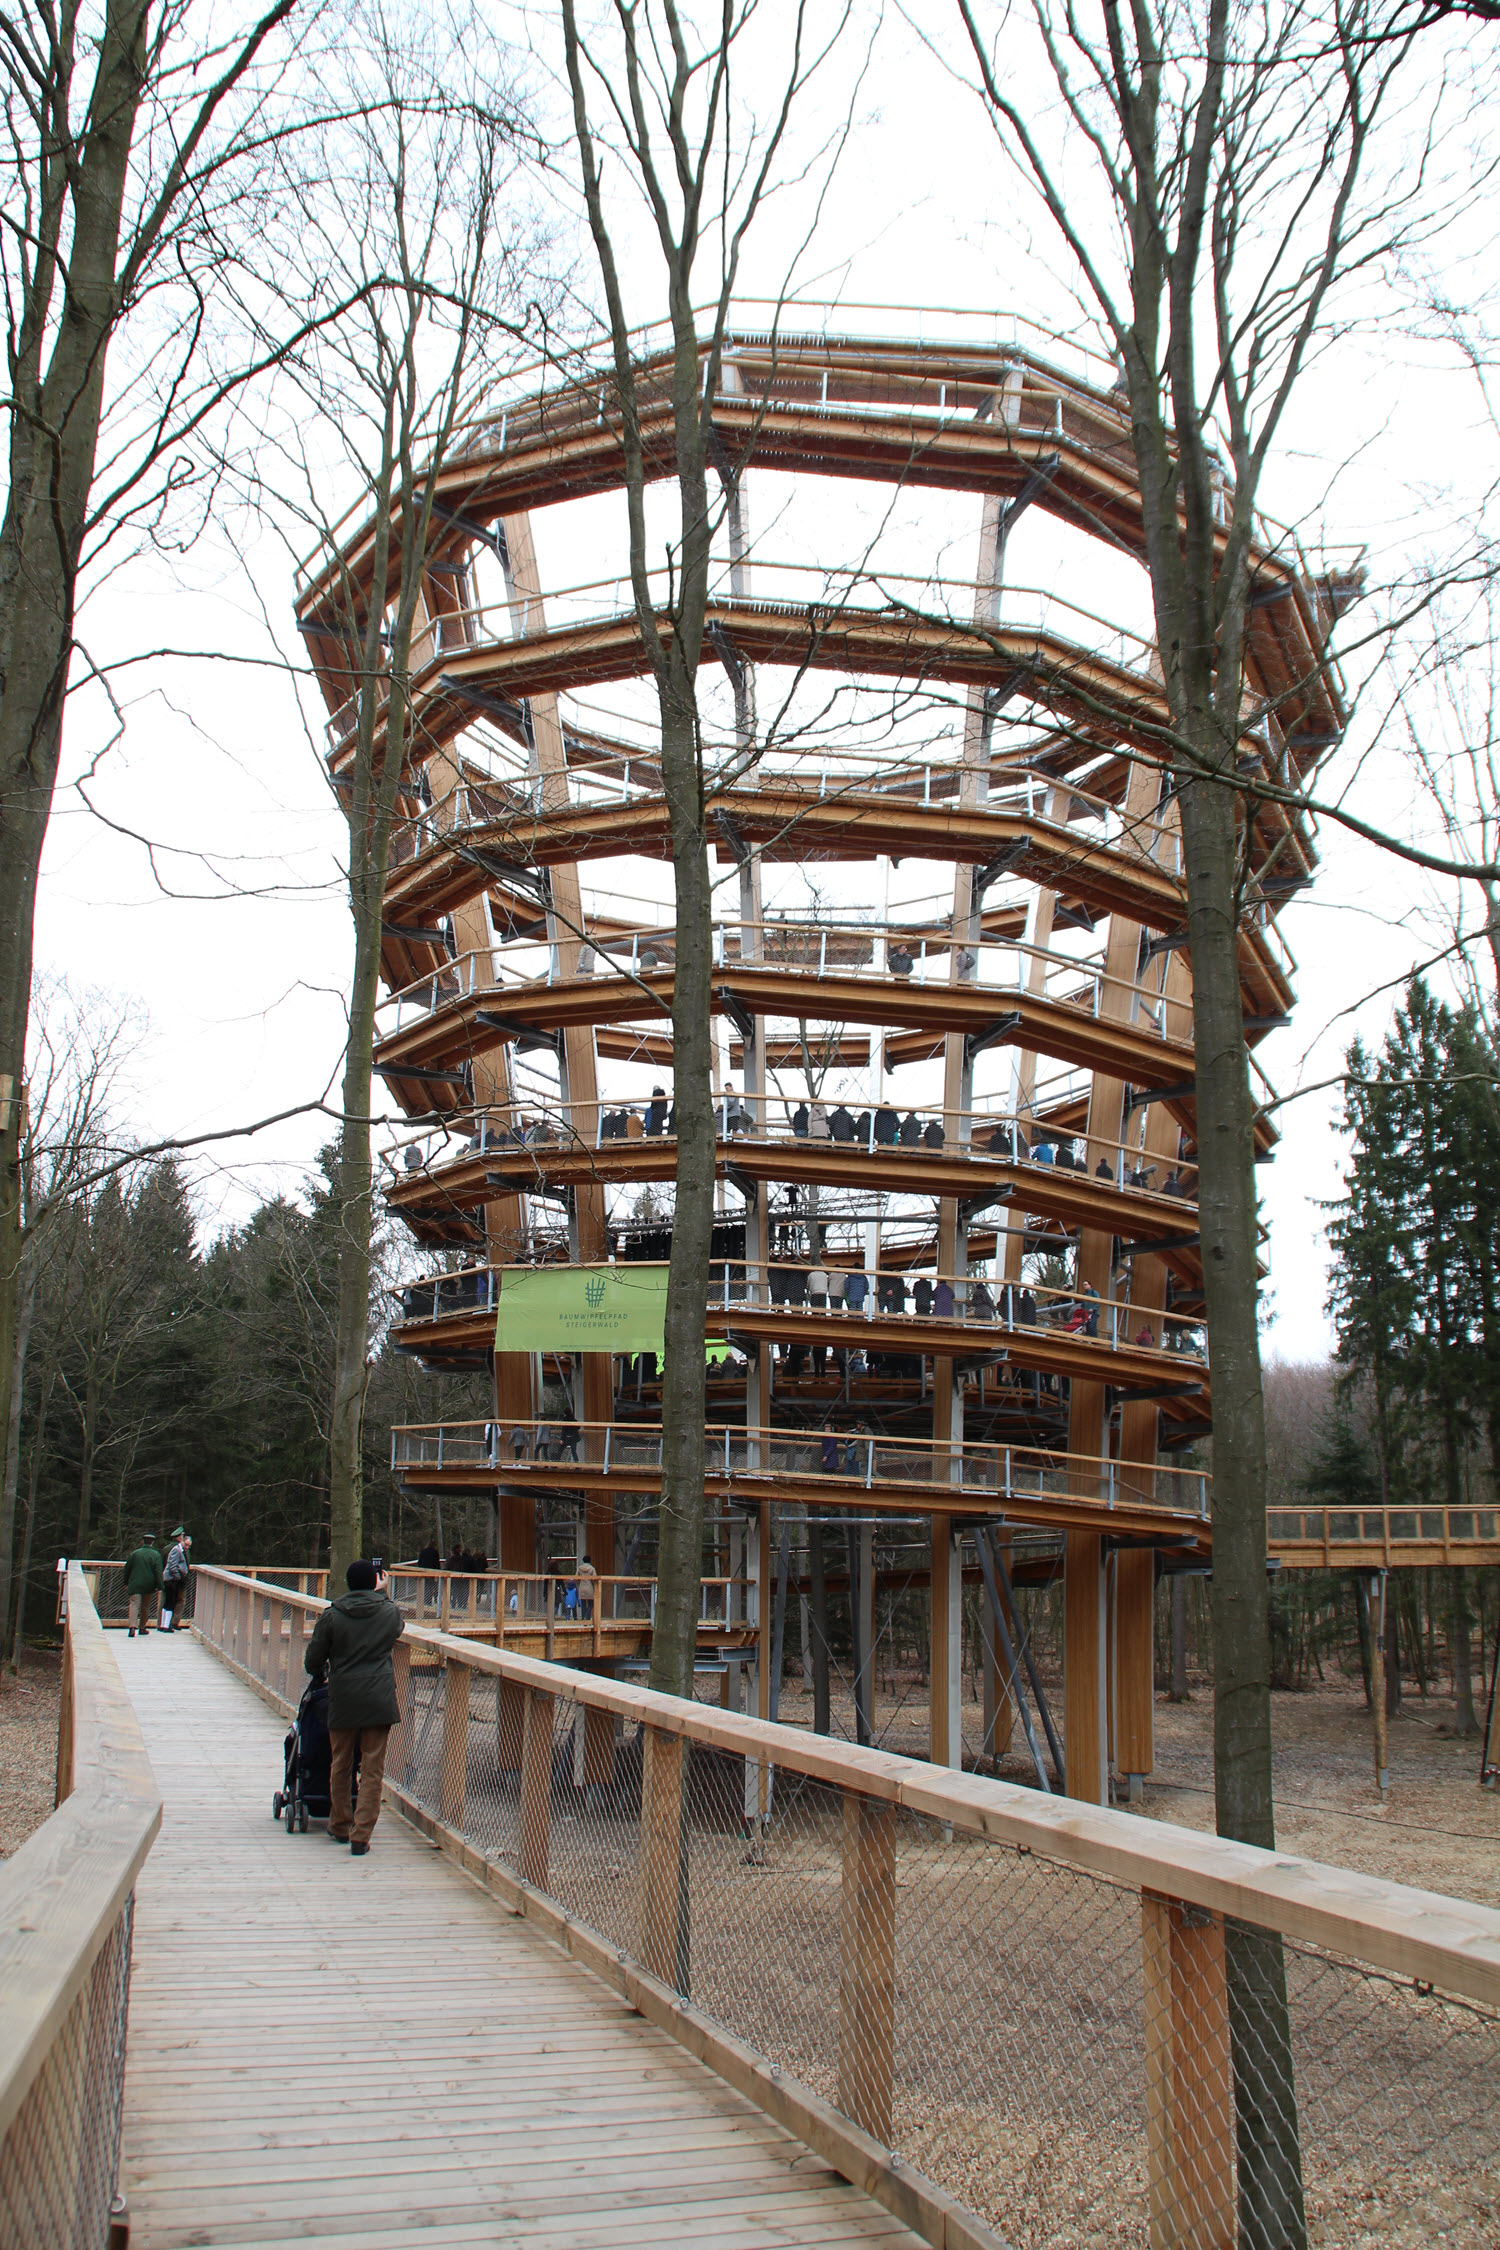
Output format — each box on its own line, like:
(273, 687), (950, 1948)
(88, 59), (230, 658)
(559, 0), (854, 1695)
(0, 0), (379, 1600)
(0, 976), (139, 1664)
(951, 1), (1490, 2236)
(260, 25), (549, 1583)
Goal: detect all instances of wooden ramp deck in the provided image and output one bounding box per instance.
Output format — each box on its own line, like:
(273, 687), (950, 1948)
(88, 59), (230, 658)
(115, 1636), (923, 2250)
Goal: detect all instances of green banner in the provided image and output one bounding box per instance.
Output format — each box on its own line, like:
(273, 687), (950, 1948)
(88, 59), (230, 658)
(494, 1263), (670, 1354)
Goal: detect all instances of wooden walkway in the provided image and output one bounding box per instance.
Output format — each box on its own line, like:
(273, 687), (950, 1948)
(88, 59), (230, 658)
(116, 1636), (922, 2249)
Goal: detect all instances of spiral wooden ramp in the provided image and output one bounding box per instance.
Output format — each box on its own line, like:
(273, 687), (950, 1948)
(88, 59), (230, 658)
(296, 315), (1360, 1806)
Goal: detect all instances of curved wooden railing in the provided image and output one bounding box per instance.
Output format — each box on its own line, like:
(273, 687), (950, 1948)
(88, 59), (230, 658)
(191, 1562), (1499, 2250)
(0, 1563), (161, 2244)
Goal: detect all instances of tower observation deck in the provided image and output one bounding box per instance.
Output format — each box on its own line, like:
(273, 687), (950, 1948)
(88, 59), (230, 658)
(295, 314), (1350, 1806)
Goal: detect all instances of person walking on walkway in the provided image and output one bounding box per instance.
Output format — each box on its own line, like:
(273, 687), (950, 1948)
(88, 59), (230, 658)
(159, 1530), (192, 1632)
(124, 1535), (163, 1637)
(305, 1560), (404, 1857)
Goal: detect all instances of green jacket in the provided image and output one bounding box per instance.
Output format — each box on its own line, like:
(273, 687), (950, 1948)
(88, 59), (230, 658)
(123, 1543), (163, 1595)
(305, 1591), (404, 1730)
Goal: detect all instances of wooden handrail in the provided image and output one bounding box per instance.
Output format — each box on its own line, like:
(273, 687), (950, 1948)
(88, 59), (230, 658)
(0, 1565), (161, 2144)
(192, 1563), (1500, 2008)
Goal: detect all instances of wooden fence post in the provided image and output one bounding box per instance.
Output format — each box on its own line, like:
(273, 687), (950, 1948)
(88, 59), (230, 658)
(391, 1643), (414, 1782)
(638, 1724), (687, 1993)
(440, 1659), (471, 1827)
(583, 1702), (616, 1794)
(288, 1600), (306, 1702)
(54, 1626), (75, 1807)
(520, 1686), (553, 1889)
(1142, 1890), (1235, 2249)
(838, 1790), (897, 2143)
(497, 1676), (525, 1775)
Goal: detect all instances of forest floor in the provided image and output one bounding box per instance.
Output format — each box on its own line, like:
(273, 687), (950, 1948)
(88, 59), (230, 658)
(773, 1666), (1499, 1907)
(1140, 1672), (1499, 1908)
(0, 1646), (60, 1857)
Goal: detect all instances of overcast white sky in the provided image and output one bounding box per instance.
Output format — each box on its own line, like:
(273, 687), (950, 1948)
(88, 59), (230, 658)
(40, 1), (1497, 1366)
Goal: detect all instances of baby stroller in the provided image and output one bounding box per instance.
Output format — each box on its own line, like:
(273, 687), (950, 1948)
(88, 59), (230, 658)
(274, 1673), (354, 1833)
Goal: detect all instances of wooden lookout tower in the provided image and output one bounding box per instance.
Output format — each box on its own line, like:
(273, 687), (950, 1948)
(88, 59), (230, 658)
(294, 315), (1350, 1805)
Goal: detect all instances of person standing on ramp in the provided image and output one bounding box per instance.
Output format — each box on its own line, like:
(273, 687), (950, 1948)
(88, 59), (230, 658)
(305, 1560), (404, 1857)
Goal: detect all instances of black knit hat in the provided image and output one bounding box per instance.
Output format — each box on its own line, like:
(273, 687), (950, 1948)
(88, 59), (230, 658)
(346, 1559), (379, 1591)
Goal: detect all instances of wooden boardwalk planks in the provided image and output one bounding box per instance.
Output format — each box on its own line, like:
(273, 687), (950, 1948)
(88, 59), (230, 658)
(116, 1637), (921, 2249)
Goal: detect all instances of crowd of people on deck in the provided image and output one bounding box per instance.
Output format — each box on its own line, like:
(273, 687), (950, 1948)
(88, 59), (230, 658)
(411, 1540), (598, 1621)
(402, 1080), (1200, 1196)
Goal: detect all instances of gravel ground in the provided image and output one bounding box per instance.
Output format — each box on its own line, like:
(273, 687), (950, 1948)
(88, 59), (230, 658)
(1139, 1675), (1500, 1908)
(0, 1647), (61, 1857)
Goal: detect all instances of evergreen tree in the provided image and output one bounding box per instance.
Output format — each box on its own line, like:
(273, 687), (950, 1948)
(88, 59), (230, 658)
(1327, 978), (1500, 1733)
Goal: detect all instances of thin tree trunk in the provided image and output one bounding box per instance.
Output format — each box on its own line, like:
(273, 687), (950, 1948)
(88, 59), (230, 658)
(1450, 1565), (1477, 1735)
(809, 1515), (831, 1736)
(1170, 1571), (1190, 1701)
(0, 1250), (37, 1662)
(1353, 1576), (1374, 1710)
(5, 1368), (51, 1669)
(75, 1371), (101, 1552)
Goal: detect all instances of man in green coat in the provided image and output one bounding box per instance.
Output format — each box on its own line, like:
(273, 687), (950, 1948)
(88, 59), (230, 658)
(305, 1560), (404, 1856)
(123, 1537), (163, 1637)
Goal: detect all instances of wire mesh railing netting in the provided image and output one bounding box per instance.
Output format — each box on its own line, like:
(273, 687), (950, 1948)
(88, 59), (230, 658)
(387, 1656), (1498, 2250)
(0, 1901), (133, 2250)
(198, 1583), (1499, 2250)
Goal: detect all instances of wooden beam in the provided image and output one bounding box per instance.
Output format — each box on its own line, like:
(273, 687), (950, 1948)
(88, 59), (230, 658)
(1142, 1891), (1235, 2249)
(838, 1793), (898, 2144)
(638, 1724), (686, 1993)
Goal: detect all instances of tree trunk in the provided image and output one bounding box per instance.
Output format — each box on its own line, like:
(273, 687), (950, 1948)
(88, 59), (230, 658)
(5, 1369), (51, 1668)
(1177, 710), (1306, 2250)
(1450, 1565), (1477, 1735)
(1170, 1571), (1190, 1701)
(1353, 1576), (1374, 1709)
(650, 668), (715, 1698)
(1174, 767), (1274, 1847)
(76, 1369), (101, 1552)
(809, 1515), (831, 1736)
(327, 902), (383, 1588)
(0, 1250), (37, 1662)
(0, 0), (152, 1570)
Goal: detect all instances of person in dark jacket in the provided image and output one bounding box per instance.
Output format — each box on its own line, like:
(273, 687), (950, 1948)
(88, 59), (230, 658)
(123, 1536), (163, 1637)
(305, 1561), (404, 1855)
